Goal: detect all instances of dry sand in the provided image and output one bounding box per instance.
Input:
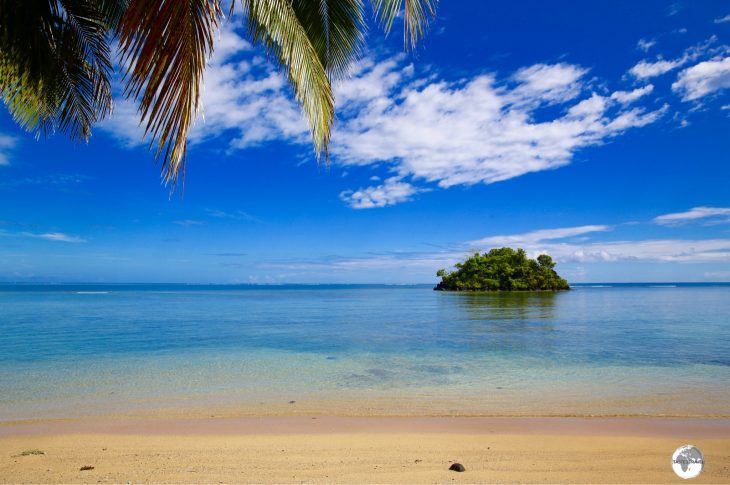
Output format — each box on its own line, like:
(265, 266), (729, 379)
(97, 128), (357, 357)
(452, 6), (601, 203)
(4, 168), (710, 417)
(1, 416), (729, 483)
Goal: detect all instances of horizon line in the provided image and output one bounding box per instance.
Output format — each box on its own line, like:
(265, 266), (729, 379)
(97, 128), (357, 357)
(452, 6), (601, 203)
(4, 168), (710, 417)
(1, 281), (729, 286)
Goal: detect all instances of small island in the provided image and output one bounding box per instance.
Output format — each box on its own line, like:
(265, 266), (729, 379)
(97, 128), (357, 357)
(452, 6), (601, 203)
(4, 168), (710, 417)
(435, 247), (570, 291)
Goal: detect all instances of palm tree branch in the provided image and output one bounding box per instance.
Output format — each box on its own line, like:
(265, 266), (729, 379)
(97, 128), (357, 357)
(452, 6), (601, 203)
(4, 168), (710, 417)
(0, 0), (115, 140)
(371, 0), (436, 49)
(118, 0), (224, 187)
(240, 0), (334, 159)
(290, 0), (366, 81)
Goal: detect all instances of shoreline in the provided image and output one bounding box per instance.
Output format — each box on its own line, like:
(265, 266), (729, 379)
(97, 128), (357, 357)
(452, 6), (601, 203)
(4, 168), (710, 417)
(2, 415), (730, 438)
(3, 383), (728, 423)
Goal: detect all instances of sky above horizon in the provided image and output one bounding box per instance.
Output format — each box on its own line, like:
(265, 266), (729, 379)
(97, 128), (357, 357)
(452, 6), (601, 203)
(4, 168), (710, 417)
(1, 0), (730, 284)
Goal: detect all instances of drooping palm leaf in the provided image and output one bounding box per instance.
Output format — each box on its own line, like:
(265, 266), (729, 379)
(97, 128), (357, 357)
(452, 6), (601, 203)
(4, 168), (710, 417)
(53, 0), (117, 140)
(1, 0), (437, 190)
(99, 0), (129, 28)
(290, 0), (366, 81)
(0, 0), (120, 141)
(241, 0), (335, 159)
(118, 0), (224, 187)
(371, 0), (436, 49)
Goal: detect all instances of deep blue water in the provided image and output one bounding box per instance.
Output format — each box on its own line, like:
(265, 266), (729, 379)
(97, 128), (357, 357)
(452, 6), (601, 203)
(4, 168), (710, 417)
(1, 284), (729, 419)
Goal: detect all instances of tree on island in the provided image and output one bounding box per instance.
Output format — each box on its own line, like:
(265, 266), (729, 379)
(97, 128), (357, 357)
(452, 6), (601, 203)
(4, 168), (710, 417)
(435, 248), (570, 291)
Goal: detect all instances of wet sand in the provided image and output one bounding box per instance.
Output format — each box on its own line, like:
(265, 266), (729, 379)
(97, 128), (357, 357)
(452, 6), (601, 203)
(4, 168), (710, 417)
(1, 416), (729, 483)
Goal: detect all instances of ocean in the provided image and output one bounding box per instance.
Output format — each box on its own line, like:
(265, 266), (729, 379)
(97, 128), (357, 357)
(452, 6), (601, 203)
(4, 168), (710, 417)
(1, 284), (729, 421)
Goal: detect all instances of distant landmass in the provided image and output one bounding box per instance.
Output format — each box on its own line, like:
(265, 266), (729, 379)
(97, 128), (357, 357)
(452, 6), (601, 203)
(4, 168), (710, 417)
(435, 248), (570, 291)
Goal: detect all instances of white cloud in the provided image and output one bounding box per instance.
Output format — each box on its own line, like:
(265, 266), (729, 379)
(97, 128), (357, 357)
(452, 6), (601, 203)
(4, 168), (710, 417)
(174, 219), (205, 226)
(628, 36), (726, 80)
(509, 63), (588, 105)
(0, 134), (17, 166)
(334, 56), (409, 106)
(331, 58), (666, 198)
(637, 38), (657, 52)
(20, 232), (86, 243)
(468, 224), (730, 263)
(205, 208), (260, 222)
(714, 14), (730, 24)
(666, 2), (683, 17)
(653, 206), (730, 225)
(471, 225), (611, 247)
(556, 239), (730, 263)
(261, 219), (730, 278)
(610, 85), (654, 104)
(672, 56), (730, 100)
(100, 22), (668, 209)
(630, 59), (685, 79)
(101, 22), (308, 151)
(340, 177), (422, 209)
(258, 251), (460, 279)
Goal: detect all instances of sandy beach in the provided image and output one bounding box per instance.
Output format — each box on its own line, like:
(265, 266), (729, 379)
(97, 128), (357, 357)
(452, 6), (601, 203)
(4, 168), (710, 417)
(2, 416), (729, 483)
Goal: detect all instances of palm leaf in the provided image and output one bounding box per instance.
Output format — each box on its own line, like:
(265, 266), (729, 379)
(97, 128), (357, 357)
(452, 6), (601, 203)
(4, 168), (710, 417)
(240, 0), (335, 160)
(0, 0), (117, 141)
(118, 0), (224, 188)
(290, 0), (366, 81)
(54, 0), (117, 140)
(371, 0), (436, 49)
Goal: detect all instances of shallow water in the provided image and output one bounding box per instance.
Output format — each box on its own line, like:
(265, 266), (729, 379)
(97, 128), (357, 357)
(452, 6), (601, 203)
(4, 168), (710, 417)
(1, 284), (729, 420)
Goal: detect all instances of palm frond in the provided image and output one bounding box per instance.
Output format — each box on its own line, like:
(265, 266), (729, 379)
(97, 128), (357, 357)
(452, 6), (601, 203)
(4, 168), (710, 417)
(55, 0), (116, 139)
(0, 0), (116, 141)
(118, 0), (224, 188)
(371, 0), (436, 49)
(240, 0), (334, 159)
(0, 0), (56, 135)
(290, 0), (366, 81)
(99, 0), (129, 29)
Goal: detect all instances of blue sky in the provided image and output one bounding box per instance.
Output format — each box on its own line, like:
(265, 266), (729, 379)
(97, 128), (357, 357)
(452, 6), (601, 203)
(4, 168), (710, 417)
(1, 0), (730, 284)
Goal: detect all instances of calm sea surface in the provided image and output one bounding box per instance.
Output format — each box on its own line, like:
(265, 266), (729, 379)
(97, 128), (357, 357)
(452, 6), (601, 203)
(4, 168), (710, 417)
(1, 284), (729, 420)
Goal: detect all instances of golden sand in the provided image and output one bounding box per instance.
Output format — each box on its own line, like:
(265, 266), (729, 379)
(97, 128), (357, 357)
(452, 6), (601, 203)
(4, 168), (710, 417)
(1, 416), (729, 483)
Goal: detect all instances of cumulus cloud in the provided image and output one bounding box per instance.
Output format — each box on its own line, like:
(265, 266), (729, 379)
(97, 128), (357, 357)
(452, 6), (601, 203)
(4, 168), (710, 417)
(610, 85), (654, 104)
(628, 36), (726, 80)
(101, 21), (669, 209)
(714, 14), (730, 24)
(509, 63), (588, 104)
(331, 58), (666, 198)
(672, 56), (730, 100)
(653, 206), (730, 225)
(340, 177), (422, 209)
(630, 59), (685, 79)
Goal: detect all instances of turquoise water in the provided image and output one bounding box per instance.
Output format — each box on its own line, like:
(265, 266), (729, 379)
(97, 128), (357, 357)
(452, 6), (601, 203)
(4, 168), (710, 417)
(1, 284), (729, 420)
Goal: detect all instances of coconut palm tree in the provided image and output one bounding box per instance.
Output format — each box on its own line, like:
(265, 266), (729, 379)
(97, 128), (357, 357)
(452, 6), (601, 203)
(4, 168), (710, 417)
(0, 0), (436, 188)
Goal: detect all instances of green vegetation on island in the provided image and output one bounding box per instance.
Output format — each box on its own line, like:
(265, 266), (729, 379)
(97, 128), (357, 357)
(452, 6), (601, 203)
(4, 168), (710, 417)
(435, 248), (570, 291)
